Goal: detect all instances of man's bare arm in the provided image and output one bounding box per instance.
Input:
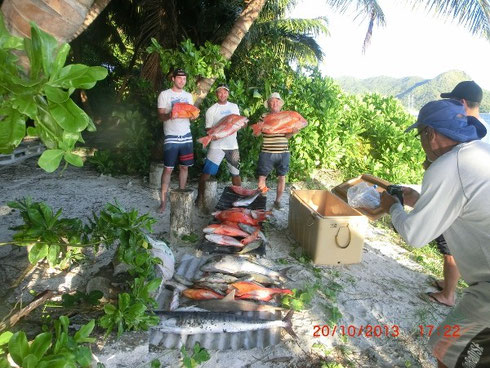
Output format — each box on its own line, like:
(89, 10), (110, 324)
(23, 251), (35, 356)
(158, 108), (171, 122)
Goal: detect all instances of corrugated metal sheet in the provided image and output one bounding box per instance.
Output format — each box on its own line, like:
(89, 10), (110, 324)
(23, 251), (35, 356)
(150, 255), (283, 351)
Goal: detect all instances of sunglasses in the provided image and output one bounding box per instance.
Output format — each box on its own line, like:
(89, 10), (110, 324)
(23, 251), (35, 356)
(415, 127), (429, 137)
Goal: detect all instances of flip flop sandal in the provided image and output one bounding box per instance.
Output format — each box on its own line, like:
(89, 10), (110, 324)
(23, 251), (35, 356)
(419, 292), (453, 307)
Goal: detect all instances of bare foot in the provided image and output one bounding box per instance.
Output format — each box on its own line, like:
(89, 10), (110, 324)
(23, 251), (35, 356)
(426, 291), (455, 307)
(157, 203), (166, 213)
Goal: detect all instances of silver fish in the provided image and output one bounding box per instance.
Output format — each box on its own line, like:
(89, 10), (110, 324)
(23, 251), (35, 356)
(205, 234), (244, 247)
(238, 241), (262, 255)
(233, 192), (262, 207)
(193, 281), (229, 295)
(238, 223), (267, 242)
(194, 289), (285, 313)
(201, 255), (287, 283)
(194, 273), (239, 284)
(154, 309), (296, 337)
(173, 274), (193, 286)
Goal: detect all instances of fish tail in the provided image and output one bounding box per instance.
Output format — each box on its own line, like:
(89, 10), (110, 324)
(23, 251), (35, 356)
(251, 122), (263, 136)
(278, 266), (294, 282)
(282, 310), (297, 338)
(198, 136), (212, 147)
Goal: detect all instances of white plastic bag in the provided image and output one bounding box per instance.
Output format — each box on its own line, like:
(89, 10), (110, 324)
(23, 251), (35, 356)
(347, 182), (380, 209)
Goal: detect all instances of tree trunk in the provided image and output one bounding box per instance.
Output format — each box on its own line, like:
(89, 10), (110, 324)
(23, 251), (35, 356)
(197, 178), (217, 214)
(1, 0), (95, 42)
(70, 0), (111, 42)
(194, 0), (267, 107)
(169, 189), (194, 242)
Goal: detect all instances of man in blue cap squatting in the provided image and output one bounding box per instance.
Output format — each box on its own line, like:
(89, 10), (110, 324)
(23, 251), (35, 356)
(380, 100), (490, 368)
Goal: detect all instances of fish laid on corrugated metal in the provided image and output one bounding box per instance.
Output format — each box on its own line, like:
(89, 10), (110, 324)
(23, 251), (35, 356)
(193, 282), (229, 295)
(182, 288), (224, 300)
(198, 114), (248, 147)
(251, 111), (308, 136)
(201, 255), (288, 283)
(154, 309), (296, 337)
(231, 281), (293, 302)
(194, 273), (239, 284)
(229, 186), (262, 197)
(194, 289), (285, 313)
(171, 102), (200, 119)
(203, 224), (249, 238)
(205, 234), (244, 248)
(233, 188), (268, 207)
(238, 273), (280, 286)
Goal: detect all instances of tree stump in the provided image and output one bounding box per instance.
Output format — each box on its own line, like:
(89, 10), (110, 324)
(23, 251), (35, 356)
(170, 189), (194, 242)
(198, 178), (217, 214)
(149, 162), (164, 189)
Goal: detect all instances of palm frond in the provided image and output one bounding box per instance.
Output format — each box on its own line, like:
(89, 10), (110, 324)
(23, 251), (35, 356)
(410, 0), (490, 40)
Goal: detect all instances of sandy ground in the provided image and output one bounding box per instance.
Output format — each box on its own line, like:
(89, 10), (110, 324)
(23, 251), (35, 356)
(0, 158), (451, 368)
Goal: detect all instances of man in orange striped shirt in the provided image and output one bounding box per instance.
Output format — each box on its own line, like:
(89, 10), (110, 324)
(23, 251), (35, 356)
(257, 93), (297, 210)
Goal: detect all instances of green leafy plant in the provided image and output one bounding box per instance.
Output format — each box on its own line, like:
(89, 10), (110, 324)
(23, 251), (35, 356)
(98, 292), (159, 338)
(281, 287), (315, 311)
(7, 198), (85, 268)
(0, 15), (107, 172)
(61, 290), (104, 308)
(1, 316), (95, 368)
(180, 342), (210, 368)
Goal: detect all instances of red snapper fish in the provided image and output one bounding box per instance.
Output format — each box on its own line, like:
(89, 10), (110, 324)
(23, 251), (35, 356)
(214, 210), (260, 226)
(230, 186), (268, 197)
(231, 281), (293, 302)
(171, 102), (200, 119)
(205, 234), (245, 248)
(198, 114), (248, 147)
(203, 224), (249, 238)
(251, 110), (308, 136)
(183, 288), (224, 300)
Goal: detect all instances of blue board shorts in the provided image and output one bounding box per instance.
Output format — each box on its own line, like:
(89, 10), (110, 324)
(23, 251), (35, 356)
(256, 152), (290, 176)
(163, 133), (194, 168)
(203, 149), (240, 176)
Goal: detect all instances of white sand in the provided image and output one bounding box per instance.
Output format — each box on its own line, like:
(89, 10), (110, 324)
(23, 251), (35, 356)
(0, 160), (451, 368)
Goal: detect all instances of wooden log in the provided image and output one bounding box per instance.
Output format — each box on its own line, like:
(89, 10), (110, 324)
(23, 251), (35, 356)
(0, 290), (56, 332)
(169, 189), (194, 242)
(197, 178), (217, 214)
(149, 162), (164, 189)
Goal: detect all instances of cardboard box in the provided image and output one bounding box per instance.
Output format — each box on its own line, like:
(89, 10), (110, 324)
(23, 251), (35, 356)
(288, 174), (391, 265)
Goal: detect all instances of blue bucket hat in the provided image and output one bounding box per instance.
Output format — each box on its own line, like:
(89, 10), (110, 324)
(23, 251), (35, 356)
(405, 100), (486, 142)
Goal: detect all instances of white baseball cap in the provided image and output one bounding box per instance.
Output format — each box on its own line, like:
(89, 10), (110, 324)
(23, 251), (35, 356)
(264, 92), (283, 108)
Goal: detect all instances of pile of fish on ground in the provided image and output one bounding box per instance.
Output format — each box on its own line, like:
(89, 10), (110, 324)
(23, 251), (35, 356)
(202, 186), (270, 255)
(150, 186), (296, 350)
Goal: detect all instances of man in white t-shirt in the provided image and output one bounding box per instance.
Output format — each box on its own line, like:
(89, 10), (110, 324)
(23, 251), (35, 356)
(157, 68), (196, 212)
(196, 84), (241, 205)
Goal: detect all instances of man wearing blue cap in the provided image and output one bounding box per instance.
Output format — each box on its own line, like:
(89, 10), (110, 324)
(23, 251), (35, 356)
(380, 100), (490, 368)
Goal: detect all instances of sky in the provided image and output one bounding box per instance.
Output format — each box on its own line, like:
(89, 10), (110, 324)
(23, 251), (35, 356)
(290, 0), (490, 90)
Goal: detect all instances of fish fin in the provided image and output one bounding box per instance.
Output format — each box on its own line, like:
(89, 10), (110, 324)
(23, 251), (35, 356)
(251, 122), (263, 136)
(198, 136), (212, 147)
(282, 310), (297, 339)
(223, 289), (236, 301)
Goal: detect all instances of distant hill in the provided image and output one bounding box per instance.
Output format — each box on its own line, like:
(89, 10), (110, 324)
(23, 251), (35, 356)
(335, 70), (490, 113)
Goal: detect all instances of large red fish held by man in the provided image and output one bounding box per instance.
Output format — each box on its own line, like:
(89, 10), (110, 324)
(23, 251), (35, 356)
(171, 102), (200, 119)
(251, 110), (308, 136)
(198, 114), (249, 147)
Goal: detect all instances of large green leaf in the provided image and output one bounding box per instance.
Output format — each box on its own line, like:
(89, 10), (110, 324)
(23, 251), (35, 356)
(0, 331), (13, 345)
(0, 110), (26, 154)
(44, 85), (69, 104)
(47, 244), (60, 266)
(51, 65), (108, 89)
(49, 99), (89, 133)
(30, 22), (58, 78)
(0, 15), (23, 50)
(11, 94), (38, 118)
(28, 243), (49, 263)
(8, 331), (29, 365)
(63, 152), (83, 167)
(23, 38), (41, 80)
(74, 320), (95, 344)
(38, 149), (64, 173)
(0, 357), (11, 368)
(29, 332), (52, 360)
(21, 354), (39, 368)
(50, 43), (71, 78)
